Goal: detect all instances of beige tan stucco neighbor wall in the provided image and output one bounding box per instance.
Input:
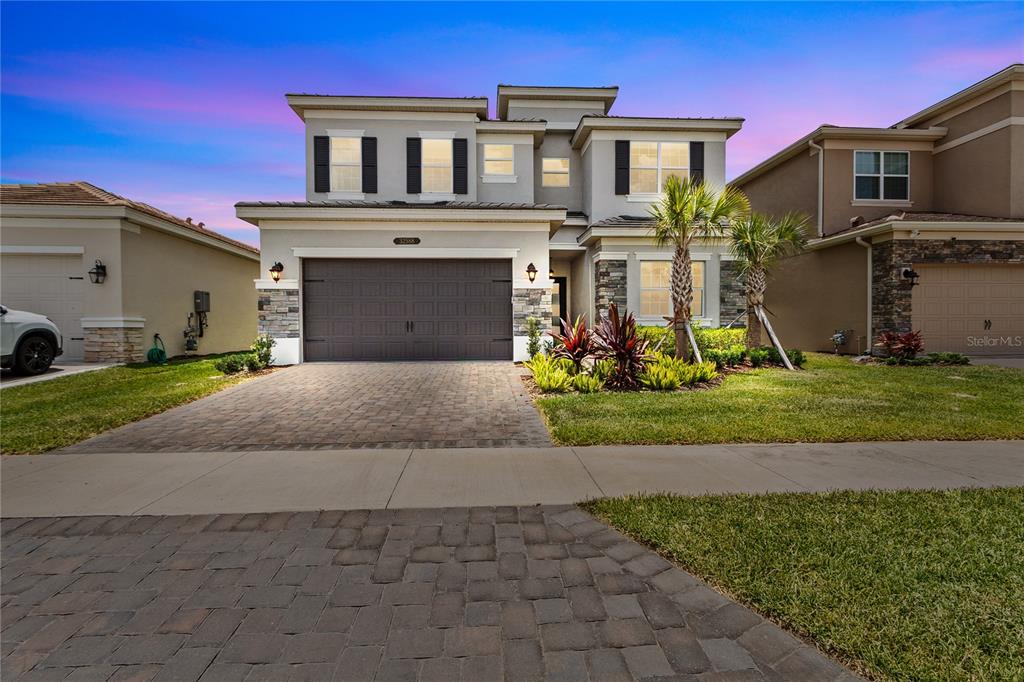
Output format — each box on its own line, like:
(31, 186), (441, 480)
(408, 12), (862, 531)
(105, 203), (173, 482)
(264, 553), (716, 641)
(121, 226), (259, 359)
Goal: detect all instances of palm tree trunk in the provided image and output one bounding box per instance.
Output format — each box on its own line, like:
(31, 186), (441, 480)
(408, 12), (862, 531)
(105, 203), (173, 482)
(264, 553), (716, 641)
(671, 245), (693, 360)
(745, 266), (766, 349)
(756, 305), (795, 370)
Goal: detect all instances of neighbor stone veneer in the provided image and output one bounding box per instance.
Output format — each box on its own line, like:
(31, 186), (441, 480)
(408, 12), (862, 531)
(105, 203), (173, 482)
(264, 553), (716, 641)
(513, 288), (552, 335)
(83, 327), (145, 363)
(258, 288), (300, 339)
(872, 238), (1024, 337)
(719, 260), (747, 328)
(594, 259), (627, 317)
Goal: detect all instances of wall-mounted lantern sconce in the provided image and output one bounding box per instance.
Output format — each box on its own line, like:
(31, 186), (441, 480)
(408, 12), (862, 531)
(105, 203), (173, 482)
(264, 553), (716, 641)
(549, 268), (555, 279)
(88, 259), (107, 284)
(526, 262), (538, 283)
(901, 267), (920, 287)
(269, 262), (285, 283)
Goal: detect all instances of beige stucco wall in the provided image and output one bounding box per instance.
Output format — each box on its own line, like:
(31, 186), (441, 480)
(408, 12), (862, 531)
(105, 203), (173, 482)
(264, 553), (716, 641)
(737, 149), (818, 231)
(822, 149), (933, 235)
(928, 90), (1013, 139)
(764, 240), (870, 353)
(121, 226), (259, 357)
(933, 126), (1014, 218)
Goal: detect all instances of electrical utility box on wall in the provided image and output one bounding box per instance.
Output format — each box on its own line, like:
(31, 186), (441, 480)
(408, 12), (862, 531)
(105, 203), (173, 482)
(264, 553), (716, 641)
(194, 290), (211, 313)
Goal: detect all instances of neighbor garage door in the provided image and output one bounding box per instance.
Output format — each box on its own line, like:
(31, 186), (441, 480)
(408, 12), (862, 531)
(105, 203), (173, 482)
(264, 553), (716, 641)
(1, 253), (86, 360)
(912, 263), (1024, 356)
(303, 259), (513, 360)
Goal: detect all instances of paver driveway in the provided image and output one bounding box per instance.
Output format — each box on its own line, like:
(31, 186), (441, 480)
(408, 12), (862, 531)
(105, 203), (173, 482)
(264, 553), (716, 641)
(1, 506), (854, 681)
(61, 362), (552, 453)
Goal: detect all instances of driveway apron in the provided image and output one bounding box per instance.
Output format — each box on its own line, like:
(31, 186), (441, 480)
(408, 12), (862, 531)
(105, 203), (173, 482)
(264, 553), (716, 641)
(59, 362), (552, 453)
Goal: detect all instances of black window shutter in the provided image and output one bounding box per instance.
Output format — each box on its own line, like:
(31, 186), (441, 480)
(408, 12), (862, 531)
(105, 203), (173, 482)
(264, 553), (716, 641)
(690, 142), (705, 185)
(406, 138), (422, 194)
(313, 136), (330, 193)
(453, 138), (468, 194)
(614, 140), (630, 195)
(361, 137), (377, 194)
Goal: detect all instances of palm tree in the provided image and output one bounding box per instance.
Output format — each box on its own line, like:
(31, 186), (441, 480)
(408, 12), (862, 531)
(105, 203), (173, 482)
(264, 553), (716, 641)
(728, 211), (809, 351)
(649, 175), (750, 360)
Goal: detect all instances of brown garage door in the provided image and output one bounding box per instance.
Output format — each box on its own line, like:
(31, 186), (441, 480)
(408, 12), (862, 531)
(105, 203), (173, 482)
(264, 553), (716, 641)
(912, 263), (1024, 356)
(302, 259), (513, 361)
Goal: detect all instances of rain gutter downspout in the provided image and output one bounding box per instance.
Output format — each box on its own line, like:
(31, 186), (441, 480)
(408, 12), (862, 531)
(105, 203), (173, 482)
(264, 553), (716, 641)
(808, 139), (824, 237)
(855, 236), (872, 354)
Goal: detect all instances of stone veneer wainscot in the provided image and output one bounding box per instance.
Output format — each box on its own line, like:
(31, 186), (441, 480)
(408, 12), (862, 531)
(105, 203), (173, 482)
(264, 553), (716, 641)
(872, 239), (1024, 336)
(594, 259), (627, 318)
(84, 327), (146, 363)
(258, 288), (300, 340)
(513, 288), (553, 335)
(719, 260), (747, 328)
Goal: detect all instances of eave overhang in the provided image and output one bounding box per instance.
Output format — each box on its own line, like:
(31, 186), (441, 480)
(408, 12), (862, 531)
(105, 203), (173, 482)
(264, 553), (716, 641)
(286, 95), (489, 121)
(807, 219), (1024, 250)
(475, 120), (547, 147)
(496, 85), (618, 120)
(571, 116), (745, 149)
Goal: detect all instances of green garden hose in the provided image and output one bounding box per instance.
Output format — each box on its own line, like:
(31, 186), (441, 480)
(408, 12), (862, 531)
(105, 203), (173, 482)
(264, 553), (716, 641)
(147, 334), (167, 364)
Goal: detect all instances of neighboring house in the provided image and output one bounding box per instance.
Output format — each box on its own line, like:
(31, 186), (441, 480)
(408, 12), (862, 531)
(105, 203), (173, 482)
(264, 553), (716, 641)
(735, 64), (1024, 357)
(0, 182), (260, 362)
(237, 86), (744, 363)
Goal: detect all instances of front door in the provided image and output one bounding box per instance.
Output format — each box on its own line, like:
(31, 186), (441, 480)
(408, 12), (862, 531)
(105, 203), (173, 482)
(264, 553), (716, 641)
(552, 276), (568, 331)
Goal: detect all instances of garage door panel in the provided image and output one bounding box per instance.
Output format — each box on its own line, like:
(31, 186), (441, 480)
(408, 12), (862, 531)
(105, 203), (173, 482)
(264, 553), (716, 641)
(303, 258), (512, 360)
(1, 254), (86, 360)
(913, 263), (1024, 356)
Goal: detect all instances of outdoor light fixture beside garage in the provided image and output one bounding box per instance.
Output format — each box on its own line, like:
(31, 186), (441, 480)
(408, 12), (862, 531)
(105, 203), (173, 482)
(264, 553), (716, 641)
(88, 259), (107, 284)
(902, 267), (920, 287)
(526, 262), (538, 283)
(269, 262), (285, 283)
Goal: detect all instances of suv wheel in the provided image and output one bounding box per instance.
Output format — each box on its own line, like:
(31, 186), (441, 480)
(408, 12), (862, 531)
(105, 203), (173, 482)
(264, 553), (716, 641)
(14, 335), (55, 375)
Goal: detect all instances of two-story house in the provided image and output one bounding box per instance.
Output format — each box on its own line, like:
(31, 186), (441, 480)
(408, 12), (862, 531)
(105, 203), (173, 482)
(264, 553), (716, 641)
(237, 86), (743, 363)
(734, 64), (1024, 356)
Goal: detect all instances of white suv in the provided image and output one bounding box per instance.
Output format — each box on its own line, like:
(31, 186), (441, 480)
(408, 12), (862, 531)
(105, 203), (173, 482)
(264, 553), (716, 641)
(0, 306), (63, 375)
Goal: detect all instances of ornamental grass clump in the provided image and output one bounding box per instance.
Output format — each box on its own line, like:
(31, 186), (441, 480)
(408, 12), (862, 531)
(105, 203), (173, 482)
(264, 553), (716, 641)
(639, 365), (681, 391)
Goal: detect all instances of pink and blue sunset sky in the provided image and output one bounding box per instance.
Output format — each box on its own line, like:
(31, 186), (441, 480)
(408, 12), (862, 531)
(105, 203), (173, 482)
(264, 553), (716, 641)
(2, 1), (1022, 246)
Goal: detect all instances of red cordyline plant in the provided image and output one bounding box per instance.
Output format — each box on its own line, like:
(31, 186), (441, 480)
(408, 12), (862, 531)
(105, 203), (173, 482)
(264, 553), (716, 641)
(875, 330), (924, 360)
(549, 315), (597, 373)
(594, 304), (652, 391)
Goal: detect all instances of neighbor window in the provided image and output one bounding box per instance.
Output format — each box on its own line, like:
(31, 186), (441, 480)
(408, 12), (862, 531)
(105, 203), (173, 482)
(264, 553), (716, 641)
(330, 137), (361, 192)
(542, 158), (570, 187)
(855, 151), (909, 201)
(483, 144), (514, 176)
(630, 142), (689, 194)
(422, 138), (453, 193)
(639, 260), (703, 318)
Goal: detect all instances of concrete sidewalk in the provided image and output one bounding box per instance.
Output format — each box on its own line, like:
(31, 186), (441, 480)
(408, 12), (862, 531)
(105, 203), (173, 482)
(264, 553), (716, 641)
(3, 441), (1022, 517)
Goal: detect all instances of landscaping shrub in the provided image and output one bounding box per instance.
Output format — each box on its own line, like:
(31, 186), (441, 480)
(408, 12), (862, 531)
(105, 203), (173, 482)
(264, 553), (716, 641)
(594, 304), (652, 391)
(676, 360), (719, 385)
(694, 324), (746, 351)
(637, 326), (673, 354)
(572, 373), (605, 393)
(533, 365), (573, 393)
(589, 358), (614, 383)
(213, 354), (248, 375)
(243, 353), (264, 372)
(875, 330), (924, 361)
(765, 346), (806, 368)
(927, 352), (970, 365)
(748, 348), (769, 368)
(704, 344), (746, 369)
(550, 316), (597, 373)
(639, 365), (681, 391)
(525, 317), (542, 359)
(249, 334), (275, 368)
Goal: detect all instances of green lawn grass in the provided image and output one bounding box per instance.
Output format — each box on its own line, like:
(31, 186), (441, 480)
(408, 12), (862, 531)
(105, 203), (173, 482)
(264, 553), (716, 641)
(1, 356), (253, 454)
(536, 352), (1024, 445)
(585, 488), (1024, 681)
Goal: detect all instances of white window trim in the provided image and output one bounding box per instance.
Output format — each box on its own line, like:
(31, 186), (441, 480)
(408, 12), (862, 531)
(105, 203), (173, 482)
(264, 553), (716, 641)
(628, 141), (689, 197)
(637, 258), (706, 319)
(542, 158), (570, 187)
(328, 135), (362, 194)
(853, 150), (910, 202)
(420, 137), (454, 195)
(482, 143), (516, 181)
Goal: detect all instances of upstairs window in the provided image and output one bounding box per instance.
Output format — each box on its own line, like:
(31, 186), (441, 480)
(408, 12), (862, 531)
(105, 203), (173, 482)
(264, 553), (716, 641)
(639, 260), (704, 318)
(330, 137), (361, 192)
(630, 142), (689, 194)
(483, 144), (514, 176)
(855, 151), (909, 201)
(422, 139), (453, 194)
(542, 158), (570, 187)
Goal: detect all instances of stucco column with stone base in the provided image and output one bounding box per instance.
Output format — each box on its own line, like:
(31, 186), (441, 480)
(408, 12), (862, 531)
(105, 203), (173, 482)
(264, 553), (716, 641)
(257, 287), (300, 365)
(512, 287), (552, 361)
(594, 259), (627, 319)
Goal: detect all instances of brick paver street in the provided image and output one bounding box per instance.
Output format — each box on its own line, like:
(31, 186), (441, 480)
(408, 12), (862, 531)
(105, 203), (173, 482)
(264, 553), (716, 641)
(1, 506), (855, 681)
(60, 362), (552, 453)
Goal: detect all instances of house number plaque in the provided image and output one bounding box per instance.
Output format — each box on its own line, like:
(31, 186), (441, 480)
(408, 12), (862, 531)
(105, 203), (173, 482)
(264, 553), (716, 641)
(393, 237), (421, 245)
